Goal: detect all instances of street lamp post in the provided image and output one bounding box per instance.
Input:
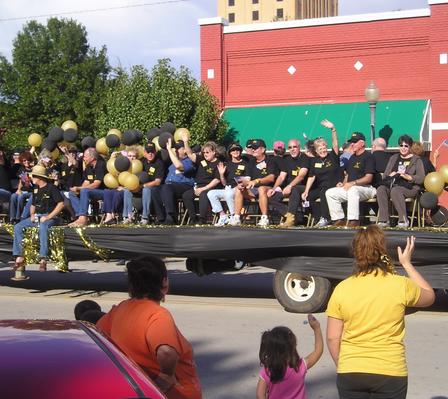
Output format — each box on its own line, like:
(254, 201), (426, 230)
(364, 81), (380, 147)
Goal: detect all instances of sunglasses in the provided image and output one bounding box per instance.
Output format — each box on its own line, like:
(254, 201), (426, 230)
(399, 144), (409, 148)
(288, 146), (299, 149)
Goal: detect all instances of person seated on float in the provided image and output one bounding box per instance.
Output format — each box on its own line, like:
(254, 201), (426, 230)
(12, 165), (64, 272)
(411, 141), (435, 175)
(181, 135), (220, 225)
(101, 148), (140, 225)
(229, 139), (276, 227)
(0, 147), (13, 213)
(301, 120), (341, 228)
(122, 143), (166, 225)
(376, 135), (425, 229)
(326, 131), (376, 228)
(207, 142), (250, 226)
(9, 151), (34, 223)
(267, 139), (310, 228)
(68, 148), (107, 227)
(152, 139), (195, 225)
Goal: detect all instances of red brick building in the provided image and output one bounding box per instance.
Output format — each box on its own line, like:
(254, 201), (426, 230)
(199, 0), (448, 205)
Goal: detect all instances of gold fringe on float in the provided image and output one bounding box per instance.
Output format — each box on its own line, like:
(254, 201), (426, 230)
(74, 227), (112, 261)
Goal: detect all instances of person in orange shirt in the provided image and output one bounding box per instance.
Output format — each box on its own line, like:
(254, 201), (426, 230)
(97, 256), (202, 399)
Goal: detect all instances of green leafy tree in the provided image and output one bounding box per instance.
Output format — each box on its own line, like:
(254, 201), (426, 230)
(0, 18), (109, 149)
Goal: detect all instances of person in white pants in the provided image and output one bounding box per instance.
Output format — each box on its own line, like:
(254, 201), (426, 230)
(326, 132), (376, 227)
(207, 143), (249, 226)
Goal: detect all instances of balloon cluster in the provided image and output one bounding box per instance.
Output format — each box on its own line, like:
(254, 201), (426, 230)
(423, 165), (448, 196)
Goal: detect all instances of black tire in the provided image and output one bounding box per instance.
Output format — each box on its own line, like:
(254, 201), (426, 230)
(273, 271), (332, 313)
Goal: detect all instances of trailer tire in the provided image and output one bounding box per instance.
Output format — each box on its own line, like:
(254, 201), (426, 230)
(273, 271), (332, 313)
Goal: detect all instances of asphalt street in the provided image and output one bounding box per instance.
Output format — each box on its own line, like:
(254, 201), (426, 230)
(0, 259), (447, 399)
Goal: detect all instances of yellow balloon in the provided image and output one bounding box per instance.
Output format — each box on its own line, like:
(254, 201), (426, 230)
(174, 128), (190, 143)
(51, 148), (60, 160)
(152, 136), (161, 152)
(131, 159), (143, 174)
(107, 128), (122, 139)
(439, 164), (448, 184)
(124, 173), (140, 191)
(118, 171), (132, 186)
(96, 137), (109, 155)
(28, 133), (43, 147)
(104, 173), (119, 189)
(136, 145), (145, 159)
(61, 120), (78, 131)
(107, 158), (119, 177)
(424, 172), (445, 196)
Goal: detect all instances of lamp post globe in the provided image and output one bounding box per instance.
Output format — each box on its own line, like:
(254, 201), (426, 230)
(365, 81), (380, 147)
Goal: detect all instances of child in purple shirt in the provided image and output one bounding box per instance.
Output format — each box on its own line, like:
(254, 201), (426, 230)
(256, 314), (323, 399)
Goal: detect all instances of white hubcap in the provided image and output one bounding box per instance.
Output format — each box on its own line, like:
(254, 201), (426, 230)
(284, 274), (316, 302)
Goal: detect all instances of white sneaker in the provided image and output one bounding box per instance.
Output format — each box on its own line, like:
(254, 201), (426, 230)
(377, 221), (390, 228)
(228, 215), (241, 226)
(315, 217), (329, 227)
(257, 215), (269, 227)
(141, 218), (149, 226)
(122, 217), (132, 224)
(397, 220), (409, 228)
(215, 215), (229, 227)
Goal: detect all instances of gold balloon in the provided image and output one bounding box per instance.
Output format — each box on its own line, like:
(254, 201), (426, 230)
(96, 137), (109, 155)
(28, 133), (42, 147)
(152, 136), (161, 152)
(136, 145), (145, 159)
(107, 128), (122, 139)
(61, 120), (78, 131)
(107, 158), (119, 177)
(104, 173), (119, 189)
(51, 148), (60, 160)
(131, 159), (143, 174)
(174, 128), (190, 143)
(118, 171), (132, 186)
(424, 172), (445, 196)
(439, 164), (448, 184)
(124, 173), (140, 191)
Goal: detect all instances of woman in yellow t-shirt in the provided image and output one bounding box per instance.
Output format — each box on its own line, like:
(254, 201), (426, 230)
(326, 225), (435, 399)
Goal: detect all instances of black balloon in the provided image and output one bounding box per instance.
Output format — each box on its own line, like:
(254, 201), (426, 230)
(161, 122), (176, 134)
(114, 156), (131, 172)
(63, 128), (78, 143)
(122, 130), (136, 145)
(160, 148), (170, 163)
(146, 127), (162, 141)
(159, 132), (174, 149)
(48, 126), (64, 142)
(134, 130), (143, 143)
(81, 136), (96, 150)
(430, 206), (448, 226)
(419, 192), (438, 210)
(42, 138), (57, 152)
(105, 134), (120, 148)
(137, 171), (150, 184)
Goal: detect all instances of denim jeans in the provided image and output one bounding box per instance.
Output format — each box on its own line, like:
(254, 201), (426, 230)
(207, 186), (236, 215)
(13, 215), (59, 258)
(69, 188), (104, 217)
(0, 188), (11, 202)
(9, 191), (32, 221)
(102, 189), (124, 214)
(122, 189), (134, 218)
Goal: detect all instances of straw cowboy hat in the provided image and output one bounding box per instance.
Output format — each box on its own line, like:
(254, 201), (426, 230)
(30, 165), (51, 180)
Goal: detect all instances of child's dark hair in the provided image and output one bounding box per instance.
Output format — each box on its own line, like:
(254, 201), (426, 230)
(126, 256), (167, 301)
(74, 300), (102, 320)
(259, 326), (301, 383)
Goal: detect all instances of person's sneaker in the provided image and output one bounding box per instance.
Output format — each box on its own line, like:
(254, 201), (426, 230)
(122, 217), (132, 224)
(257, 215), (269, 227)
(140, 218), (149, 226)
(397, 220), (409, 228)
(215, 214), (229, 227)
(377, 221), (390, 228)
(315, 217), (329, 227)
(228, 215), (241, 226)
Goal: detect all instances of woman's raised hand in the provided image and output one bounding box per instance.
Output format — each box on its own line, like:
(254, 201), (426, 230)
(397, 236), (416, 266)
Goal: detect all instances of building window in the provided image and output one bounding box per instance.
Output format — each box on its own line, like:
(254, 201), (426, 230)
(277, 8), (284, 18)
(252, 10), (259, 21)
(252, 0), (258, 3)
(228, 0), (234, 6)
(228, 13), (235, 23)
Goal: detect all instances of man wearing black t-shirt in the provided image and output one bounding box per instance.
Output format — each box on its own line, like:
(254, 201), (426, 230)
(229, 139), (276, 227)
(326, 132), (377, 227)
(12, 165), (64, 273)
(267, 139), (309, 227)
(68, 148), (107, 226)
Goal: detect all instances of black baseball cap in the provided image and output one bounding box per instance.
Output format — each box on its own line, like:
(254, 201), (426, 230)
(174, 141), (185, 150)
(145, 143), (156, 153)
(228, 142), (243, 152)
(250, 139), (266, 149)
(348, 132), (366, 143)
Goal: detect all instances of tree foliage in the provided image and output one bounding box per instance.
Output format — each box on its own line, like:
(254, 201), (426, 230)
(0, 18), (109, 149)
(95, 59), (226, 144)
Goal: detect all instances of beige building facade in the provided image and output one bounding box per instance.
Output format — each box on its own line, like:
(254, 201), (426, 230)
(217, 0), (338, 25)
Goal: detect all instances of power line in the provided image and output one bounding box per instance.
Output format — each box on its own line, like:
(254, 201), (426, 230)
(0, 0), (190, 22)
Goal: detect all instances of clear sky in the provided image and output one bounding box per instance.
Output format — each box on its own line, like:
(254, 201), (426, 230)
(0, 0), (429, 79)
